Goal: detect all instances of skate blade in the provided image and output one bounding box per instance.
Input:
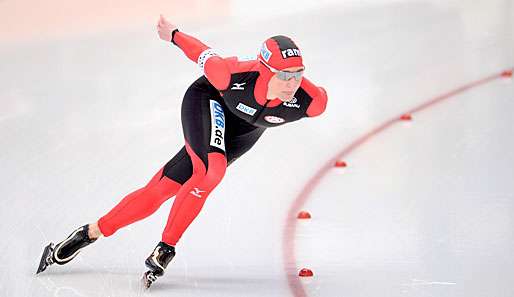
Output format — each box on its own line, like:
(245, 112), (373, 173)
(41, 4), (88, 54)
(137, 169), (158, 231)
(36, 243), (54, 274)
(141, 271), (157, 289)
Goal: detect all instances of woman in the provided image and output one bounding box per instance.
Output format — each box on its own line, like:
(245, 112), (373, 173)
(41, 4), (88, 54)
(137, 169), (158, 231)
(37, 15), (328, 288)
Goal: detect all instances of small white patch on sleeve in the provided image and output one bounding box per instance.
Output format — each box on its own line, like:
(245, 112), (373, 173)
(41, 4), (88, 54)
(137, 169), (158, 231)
(197, 49), (219, 73)
(237, 55), (256, 62)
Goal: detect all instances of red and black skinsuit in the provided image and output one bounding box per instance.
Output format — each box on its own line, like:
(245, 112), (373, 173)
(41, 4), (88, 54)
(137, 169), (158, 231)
(97, 31), (328, 246)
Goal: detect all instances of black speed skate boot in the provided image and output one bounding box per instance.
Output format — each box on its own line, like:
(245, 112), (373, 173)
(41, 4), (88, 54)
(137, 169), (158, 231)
(142, 241), (176, 289)
(36, 224), (97, 274)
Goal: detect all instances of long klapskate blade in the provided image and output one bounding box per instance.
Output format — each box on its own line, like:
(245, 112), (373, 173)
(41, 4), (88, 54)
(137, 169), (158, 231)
(36, 243), (53, 274)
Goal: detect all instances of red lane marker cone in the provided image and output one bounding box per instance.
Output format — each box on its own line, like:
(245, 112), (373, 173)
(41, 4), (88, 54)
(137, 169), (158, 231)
(501, 70), (513, 78)
(297, 211), (312, 219)
(400, 114), (412, 121)
(335, 161), (347, 168)
(299, 268), (314, 277)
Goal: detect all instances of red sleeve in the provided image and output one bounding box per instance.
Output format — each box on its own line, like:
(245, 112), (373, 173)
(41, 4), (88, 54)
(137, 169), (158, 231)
(301, 77), (328, 117)
(223, 56), (259, 74)
(172, 31), (233, 91)
(172, 31), (209, 62)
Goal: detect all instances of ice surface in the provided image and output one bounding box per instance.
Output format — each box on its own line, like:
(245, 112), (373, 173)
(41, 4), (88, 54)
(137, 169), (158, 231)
(1, 0), (513, 296)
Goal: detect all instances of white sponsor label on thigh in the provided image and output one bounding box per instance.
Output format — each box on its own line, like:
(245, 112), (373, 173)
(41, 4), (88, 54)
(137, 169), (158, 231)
(209, 100), (226, 151)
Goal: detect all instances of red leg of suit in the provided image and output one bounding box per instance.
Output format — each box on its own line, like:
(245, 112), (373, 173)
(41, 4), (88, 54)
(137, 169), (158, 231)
(161, 143), (227, 246)
(98, 167), (181, 237)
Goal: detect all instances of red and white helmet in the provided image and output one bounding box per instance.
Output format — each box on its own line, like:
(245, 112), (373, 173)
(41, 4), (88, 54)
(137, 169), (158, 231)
(258, 35), (304, 71)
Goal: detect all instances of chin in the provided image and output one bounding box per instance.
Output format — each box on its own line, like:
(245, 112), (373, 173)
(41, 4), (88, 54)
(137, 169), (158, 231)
(280, 95), (294, 102)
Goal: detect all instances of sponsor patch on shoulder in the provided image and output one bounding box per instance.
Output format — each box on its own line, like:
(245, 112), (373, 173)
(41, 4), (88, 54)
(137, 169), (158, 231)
(236, 102), (257, 116)
(237, 55), (256, 62)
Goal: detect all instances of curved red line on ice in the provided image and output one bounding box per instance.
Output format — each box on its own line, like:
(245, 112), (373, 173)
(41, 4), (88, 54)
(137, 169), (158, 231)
(283, 68), (512, 297)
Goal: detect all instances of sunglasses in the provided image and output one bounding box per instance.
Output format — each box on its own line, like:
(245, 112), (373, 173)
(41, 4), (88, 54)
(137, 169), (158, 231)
(259, 60), (304, 81)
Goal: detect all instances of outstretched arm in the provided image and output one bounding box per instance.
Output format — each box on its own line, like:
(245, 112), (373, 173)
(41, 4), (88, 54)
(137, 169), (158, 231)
(157, 15), (231, 90)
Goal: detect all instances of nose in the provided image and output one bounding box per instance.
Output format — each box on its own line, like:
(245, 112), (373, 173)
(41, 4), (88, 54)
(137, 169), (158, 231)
(284, 82), (294, 92)
(285, 78), (299, 89)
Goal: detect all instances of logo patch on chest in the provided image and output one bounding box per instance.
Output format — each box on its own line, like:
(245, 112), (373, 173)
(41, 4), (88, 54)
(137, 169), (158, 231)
(283, 97), (301, 108)
(236, 102), (257, 116)
(231, 82), (246, 90)
(264, 115), (285, 124)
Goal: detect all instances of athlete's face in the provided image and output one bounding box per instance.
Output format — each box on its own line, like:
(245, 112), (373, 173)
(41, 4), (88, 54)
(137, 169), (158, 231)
(268, 66), (304, 102)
